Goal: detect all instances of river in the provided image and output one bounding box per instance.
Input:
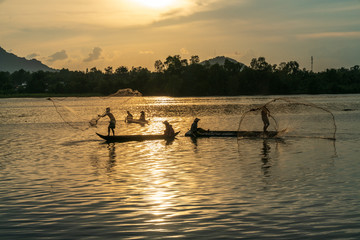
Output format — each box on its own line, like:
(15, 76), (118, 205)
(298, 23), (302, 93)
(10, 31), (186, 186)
(0, 94), (359, 239)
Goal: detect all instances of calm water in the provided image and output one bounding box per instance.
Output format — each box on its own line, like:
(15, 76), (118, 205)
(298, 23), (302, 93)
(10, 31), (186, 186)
(0, 95), (360, 239)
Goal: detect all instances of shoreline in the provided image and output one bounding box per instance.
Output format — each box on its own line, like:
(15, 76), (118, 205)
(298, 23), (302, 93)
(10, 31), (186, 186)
(1, 92), (359, 99)
(0, 93), (104, 98)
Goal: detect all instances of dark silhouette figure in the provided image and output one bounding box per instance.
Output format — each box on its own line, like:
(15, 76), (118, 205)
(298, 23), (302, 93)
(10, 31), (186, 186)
(139, 111), (146, 121)
(99, 107), (116, 136)
(126, 111), (133, 119)
(251, 106), (271, 132)
(190, 118), (200, 133)
(163, 120), (175, 137)
(261, 106), (270, 132)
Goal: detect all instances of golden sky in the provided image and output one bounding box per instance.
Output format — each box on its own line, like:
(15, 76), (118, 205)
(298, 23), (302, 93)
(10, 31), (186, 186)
(1, 0), (359, 72)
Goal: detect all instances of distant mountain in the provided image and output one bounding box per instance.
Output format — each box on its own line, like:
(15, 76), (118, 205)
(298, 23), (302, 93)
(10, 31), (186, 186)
(200, 56), (246, 70)
(0, 47), (57, 73)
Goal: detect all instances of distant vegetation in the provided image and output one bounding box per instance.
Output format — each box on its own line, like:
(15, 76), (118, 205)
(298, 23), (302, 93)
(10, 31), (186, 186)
(1, 55), (359, 97)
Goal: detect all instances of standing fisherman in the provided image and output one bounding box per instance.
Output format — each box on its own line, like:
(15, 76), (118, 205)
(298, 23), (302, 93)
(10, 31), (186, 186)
(251, 105), (271, 132)
(99, 107), (116, 136)
(260, 106), (270, 132)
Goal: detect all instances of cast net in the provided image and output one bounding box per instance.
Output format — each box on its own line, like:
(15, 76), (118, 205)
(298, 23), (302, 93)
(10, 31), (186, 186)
(237, 97), (337, 140)
(48, 88), (149, 132)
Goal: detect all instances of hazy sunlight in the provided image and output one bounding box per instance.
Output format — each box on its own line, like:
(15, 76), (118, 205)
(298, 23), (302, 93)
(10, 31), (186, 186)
(133, 0), (176, 9)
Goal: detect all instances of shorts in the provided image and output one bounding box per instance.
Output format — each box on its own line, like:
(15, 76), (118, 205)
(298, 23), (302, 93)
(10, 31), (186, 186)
(109, 121), (116, 129)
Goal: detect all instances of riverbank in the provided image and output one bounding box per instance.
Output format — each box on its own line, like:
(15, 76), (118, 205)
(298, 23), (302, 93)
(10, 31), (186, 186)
(0, 93), (103, 98)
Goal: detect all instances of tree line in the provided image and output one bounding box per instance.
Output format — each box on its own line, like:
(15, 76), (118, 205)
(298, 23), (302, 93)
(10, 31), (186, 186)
(1, 55), (359, 96)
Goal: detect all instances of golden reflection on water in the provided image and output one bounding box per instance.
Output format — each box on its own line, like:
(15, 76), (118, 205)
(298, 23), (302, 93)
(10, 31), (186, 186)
(130, 140), (177, 222)
(151, 96), (175, 106)
(58, 96), (340, 229)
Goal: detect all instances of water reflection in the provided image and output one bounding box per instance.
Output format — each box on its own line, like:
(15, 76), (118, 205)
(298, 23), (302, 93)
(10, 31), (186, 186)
(89, 142), (117, 175)
(107, 143), (116, 172)
(189, 136), (198, 146)
(261, 140), (272, 177)
(2, 96), (359, 239)
(165, 138), (176, 145)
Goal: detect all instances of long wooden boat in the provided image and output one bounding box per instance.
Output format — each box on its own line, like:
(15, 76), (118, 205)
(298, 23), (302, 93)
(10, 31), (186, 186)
(185, 129), (285, 138)
(125, 117), (149, 125)
(97, 131), (180, 142)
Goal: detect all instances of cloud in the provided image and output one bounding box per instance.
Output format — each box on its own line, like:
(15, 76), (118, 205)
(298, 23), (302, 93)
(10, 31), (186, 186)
(161, 8), (183, 18)
(48, 50), (68, 62)
(26, 53), (40, 59)
(298, 31), (360, 39)
(139, 50), (154, 55)
(83, 47), (102, 62)
(180, 48), (189, 54)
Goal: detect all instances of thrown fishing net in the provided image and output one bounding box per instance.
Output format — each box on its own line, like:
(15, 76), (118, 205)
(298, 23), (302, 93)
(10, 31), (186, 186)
(238, 97), (336, 140)
(48, 88), (148, 132)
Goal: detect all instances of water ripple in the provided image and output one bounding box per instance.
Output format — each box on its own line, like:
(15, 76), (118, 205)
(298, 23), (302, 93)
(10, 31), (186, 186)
(1, 96), (360, 239)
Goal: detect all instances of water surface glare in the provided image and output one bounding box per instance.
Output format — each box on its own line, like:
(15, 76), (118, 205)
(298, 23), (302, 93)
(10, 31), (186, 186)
(1, 95), (360, 239)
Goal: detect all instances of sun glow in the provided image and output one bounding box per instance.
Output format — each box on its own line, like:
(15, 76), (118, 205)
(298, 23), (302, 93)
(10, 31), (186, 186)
(133, 0), (176, 9)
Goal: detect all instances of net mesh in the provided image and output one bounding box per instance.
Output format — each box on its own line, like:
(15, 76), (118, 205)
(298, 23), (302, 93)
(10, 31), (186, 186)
(49, 94), (337, 140)
(48, 89), (147, 132)
(238, 97), (336, 140)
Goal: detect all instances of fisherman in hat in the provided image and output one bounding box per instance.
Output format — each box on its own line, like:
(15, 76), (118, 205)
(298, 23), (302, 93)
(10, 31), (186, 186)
(139, 111), (146, 121)
(98, 107), (116, 136)
(190, 118), (200, 133)
(163, 120), (175, 137)
(126, 111), (133, 120)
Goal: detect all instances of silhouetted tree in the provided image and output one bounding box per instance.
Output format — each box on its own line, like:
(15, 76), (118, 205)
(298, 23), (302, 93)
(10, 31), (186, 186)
(104, 66), (113, 74)
(26, 71), (47, 93)
(250, 57), (272, 72)
(0, 71), (12, 94)
(154, 60), (164, 73)
(2, 56), (360, 96)
(164, 55), (187, 75)
(115, 66), (128, 74)
(190, 55), (200, 65)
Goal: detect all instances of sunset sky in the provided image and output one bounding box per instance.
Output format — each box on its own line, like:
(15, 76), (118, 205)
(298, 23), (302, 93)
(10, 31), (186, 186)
(1, 0), (359, 72)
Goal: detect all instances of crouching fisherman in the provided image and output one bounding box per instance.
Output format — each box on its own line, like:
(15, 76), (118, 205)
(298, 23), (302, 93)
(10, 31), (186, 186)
(99, 107), (116, 136)
(125, 111), (133, 123)
(186, 118), (207, 137)
(163, 121), (175, 137)
(139, 111), (146, 121)
(190, 118), (200, 133)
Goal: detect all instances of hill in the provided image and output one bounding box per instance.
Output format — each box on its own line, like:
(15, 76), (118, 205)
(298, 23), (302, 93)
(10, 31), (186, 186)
(0, 47), (56, 73)
(200, 56), (246, 70)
